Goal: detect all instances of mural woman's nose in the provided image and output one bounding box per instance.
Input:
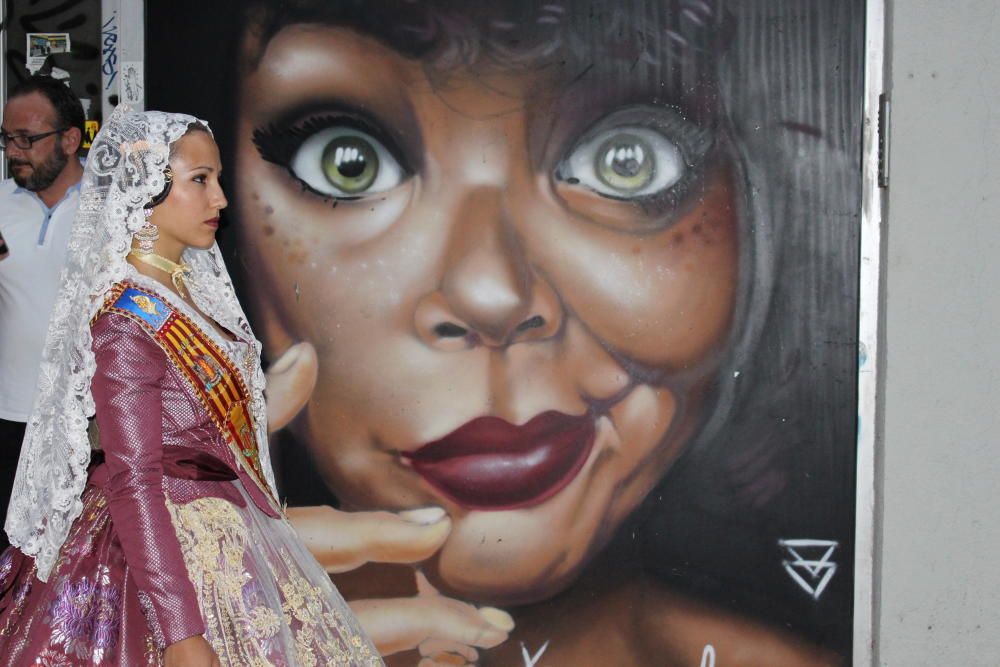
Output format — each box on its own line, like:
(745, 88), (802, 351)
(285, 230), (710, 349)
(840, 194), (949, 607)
(415, 187), (562, 349)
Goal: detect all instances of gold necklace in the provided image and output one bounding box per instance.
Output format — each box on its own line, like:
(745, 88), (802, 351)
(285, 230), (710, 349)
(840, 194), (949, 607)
(129, 249), (191, 298)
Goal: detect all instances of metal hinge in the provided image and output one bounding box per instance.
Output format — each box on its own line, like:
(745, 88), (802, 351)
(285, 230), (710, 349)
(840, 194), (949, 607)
(877, 93), (891, 188)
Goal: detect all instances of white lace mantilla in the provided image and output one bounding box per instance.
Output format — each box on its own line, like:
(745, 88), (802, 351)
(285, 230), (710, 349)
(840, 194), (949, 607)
(4, 106), (276, 581)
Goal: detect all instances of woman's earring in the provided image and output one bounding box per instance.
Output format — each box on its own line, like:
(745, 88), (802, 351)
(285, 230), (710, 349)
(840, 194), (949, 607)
(135, 208), (159, 254)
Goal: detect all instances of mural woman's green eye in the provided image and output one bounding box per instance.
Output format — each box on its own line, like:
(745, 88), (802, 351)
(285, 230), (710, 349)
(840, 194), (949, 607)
(289, 125), (405, 198)
(595, 133), (655, 192)
(560, 125), (687, 200)
(321, 136), (379, 194)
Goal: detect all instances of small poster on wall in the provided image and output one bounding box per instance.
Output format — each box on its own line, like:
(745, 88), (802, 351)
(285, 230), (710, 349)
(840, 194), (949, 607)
(26, 33), (72, 75)
(120, 61), (144, 109)
(82, 120), (100, 150)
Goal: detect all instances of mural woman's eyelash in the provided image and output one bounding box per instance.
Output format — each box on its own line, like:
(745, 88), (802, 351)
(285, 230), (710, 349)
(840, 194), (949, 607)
(252, 123), (296, 167)
(253, 117), (346, 167)
(635, 156), (713, 217)
(554, 106), (717, 216)
(252, 115), (412, 173)
(253, 114), (413, 203)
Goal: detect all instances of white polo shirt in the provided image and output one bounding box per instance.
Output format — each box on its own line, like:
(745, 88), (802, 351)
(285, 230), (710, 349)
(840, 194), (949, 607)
(0, 177), (80, 422)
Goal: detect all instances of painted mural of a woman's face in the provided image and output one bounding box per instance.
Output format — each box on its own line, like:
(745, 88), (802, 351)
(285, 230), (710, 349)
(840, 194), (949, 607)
(234, 4), (741, 603)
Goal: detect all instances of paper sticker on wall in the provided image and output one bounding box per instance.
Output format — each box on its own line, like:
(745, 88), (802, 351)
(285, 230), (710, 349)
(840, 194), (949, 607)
(83, 121), (100, 150)
(121, 62), (145, 108)
(779, 539), (839, 600)
(26, 33), (72, 75)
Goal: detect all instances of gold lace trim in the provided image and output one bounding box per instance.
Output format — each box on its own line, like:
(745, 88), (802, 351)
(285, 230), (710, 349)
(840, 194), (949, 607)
(166, 497), (379, 666)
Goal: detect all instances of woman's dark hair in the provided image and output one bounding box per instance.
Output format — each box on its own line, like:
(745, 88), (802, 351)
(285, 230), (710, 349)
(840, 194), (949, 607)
(7, 75), (86, 152)
(146, 122), (212, 209)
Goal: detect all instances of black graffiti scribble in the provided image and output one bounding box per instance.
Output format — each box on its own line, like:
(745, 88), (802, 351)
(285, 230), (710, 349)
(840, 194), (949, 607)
(101, 13), (118, 89)
(18, 0), (88, 31)
(56, 12), (87, 31)
(5, 0), (99, 90)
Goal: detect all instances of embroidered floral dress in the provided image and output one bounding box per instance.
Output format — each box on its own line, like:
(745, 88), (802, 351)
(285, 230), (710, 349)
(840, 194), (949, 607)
(0, 273), (381, 666)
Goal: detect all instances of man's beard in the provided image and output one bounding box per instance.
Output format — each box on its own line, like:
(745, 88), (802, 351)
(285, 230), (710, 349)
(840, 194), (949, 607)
(9, 147), (69, 191)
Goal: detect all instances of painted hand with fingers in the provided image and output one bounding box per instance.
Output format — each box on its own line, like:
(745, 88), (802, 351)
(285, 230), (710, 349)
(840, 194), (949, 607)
(266, 343), (515, 662)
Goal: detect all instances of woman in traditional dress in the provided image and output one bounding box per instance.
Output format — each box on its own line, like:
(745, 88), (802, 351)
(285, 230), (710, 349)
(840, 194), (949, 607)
(0, 107), (383, 666)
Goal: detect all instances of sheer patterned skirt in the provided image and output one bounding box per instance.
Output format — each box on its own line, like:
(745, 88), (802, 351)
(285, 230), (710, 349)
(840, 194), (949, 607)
(0, 482), (382, 666)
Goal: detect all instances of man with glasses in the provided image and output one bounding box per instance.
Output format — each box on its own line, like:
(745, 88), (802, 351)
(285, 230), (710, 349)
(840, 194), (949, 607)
(0, 76), (85, 550)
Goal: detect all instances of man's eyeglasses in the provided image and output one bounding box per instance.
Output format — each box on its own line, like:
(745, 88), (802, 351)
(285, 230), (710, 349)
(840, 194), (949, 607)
(0, 128), (67, 150)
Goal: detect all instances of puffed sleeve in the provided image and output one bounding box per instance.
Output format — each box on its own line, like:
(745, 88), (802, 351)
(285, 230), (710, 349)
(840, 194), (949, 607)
(90, 311), (205, 648)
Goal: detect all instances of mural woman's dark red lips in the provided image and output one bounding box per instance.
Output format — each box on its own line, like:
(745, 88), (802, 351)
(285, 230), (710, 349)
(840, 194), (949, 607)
(402, 411), (596, 510)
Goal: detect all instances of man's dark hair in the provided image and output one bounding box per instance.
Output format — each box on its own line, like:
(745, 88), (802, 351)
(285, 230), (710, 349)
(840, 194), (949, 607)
(146, 122), (213, 208)
(8, 76), (86, 150)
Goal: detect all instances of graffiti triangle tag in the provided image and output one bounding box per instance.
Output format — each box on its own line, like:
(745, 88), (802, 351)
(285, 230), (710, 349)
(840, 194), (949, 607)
(779, 539), (838, 600)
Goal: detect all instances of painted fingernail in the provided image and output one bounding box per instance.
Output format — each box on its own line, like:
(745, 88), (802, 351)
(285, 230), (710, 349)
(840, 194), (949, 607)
(398, 507), (448, 525)
(478, 607), (515, 632)
(269, 343), (304, 374)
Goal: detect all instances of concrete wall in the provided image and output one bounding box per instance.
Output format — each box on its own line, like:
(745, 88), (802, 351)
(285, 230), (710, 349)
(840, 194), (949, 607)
(879, 1), (1000, 664)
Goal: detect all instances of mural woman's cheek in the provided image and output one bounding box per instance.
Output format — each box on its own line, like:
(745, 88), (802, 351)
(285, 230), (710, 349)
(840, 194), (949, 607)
(531, 171), (740, 370)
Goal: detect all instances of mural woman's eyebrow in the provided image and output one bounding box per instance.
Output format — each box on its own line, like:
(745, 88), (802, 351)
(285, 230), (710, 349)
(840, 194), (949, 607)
(243, 0), (735, 71)
(244, 0), (447, 67)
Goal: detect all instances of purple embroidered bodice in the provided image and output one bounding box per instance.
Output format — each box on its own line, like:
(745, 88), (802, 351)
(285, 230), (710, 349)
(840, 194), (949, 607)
(87, 304), (279, 647)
